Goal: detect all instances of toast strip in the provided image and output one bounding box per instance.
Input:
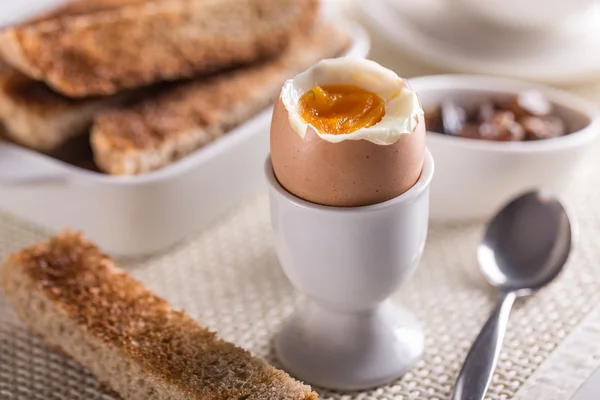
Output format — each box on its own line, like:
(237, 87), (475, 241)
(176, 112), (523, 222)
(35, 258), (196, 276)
(0, 0), (151, 151)
(0, 231), (318, 400)
(0, 0), (319, 97)
(91, 24), (350, 175)
(0, 66), (132, 151)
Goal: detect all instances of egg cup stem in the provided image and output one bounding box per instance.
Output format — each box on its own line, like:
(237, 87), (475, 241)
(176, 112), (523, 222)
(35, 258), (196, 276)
(265, 150), (435, 391)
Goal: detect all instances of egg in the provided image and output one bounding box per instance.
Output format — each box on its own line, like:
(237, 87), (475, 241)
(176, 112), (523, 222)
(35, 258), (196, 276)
(270, 57), (426, 207)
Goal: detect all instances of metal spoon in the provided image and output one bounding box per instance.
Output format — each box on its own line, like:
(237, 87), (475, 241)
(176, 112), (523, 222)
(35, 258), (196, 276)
(451, 190), (574, 400)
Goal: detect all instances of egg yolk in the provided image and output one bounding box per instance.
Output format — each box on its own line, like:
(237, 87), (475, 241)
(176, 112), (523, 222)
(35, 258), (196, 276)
(297, 84), (385, 135)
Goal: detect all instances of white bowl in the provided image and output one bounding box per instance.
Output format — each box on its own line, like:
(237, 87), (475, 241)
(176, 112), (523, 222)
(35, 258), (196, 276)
(408, 74), (600, 222)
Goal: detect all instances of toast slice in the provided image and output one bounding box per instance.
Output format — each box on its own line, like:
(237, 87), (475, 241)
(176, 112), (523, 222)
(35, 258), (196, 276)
(0, 65), (134, 152)
(0, 0), (320, 97)
(91, 23), (350, 175)
(0, 0), (150, 151)
(0, 231), (318, 400)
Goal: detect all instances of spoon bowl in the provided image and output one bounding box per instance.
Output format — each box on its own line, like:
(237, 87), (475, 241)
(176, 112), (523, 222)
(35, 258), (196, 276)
(477, 190), (574, 294)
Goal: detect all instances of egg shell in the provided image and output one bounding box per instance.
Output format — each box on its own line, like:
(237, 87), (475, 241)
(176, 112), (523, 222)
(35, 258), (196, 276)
(270, 98), (427, 207)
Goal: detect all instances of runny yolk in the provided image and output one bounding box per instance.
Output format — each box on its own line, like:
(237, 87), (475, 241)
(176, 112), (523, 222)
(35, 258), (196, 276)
(297, 84), (385, 135)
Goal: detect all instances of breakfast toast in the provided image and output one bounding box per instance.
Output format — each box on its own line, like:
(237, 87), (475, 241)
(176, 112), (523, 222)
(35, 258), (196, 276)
(0, 0), (150, 151)
(0, 65), (133, 152)
(91, 23), (350, 175)
(0, 231), (318, 400)
(0, 0), (320, 97)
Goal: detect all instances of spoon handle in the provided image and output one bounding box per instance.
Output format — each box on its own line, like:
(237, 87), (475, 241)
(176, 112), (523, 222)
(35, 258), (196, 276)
(451, 291), (517, 400)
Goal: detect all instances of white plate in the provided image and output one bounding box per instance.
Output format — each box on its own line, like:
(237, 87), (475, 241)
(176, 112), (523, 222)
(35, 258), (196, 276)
(0, 19), (370, 257)
(0, 0), (68, 27)
(358, 0), (600, 85)
(572, 366), (600, 400)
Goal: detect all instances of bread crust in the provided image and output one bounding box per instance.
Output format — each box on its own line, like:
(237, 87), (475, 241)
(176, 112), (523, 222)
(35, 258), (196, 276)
(0, 0), (320, 97)
(1, 231), (318, 400)
(91, 23), (350, 175)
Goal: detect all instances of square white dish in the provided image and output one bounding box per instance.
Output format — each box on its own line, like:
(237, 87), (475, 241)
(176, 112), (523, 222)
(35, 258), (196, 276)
(0, 20), (370, 257)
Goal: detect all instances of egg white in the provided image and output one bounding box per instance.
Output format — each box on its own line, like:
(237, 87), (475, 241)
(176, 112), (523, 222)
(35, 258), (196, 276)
(280, 57), (423, 145)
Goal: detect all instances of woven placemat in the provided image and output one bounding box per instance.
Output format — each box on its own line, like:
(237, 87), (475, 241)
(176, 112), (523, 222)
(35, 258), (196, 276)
(1, 113), (600, 400)
(2, 7), (600, 395)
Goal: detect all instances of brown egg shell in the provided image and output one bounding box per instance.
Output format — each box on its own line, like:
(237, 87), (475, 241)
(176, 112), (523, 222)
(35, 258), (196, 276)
(270, 98), (426, 207)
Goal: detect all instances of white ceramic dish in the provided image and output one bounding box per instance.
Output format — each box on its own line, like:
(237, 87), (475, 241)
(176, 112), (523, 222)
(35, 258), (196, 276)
(0, 20), (370, 257)
(572, 365), (600, 400)
(357, 0), (600, 85)
(452, 0), (596, 32)
(0, 0), (67, 27)
(407, 74), (600, 222)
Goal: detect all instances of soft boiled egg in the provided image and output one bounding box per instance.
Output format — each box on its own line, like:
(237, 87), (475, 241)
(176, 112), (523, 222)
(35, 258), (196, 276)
(270, 57), (426, 207)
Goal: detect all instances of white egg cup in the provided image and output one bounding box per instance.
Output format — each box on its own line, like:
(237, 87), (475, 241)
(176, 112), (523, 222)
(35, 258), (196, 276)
(265, 149), (434, 391)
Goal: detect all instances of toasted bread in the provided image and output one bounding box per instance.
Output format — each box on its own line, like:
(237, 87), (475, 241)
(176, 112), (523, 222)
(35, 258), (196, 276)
(0, 66), (133, 152)
(0, 231), (318, 400)
(0, 0), (320, 97)
(91, 23), (350, 175)
(0, 59), (8, 74)
(0, 0), (150, 151)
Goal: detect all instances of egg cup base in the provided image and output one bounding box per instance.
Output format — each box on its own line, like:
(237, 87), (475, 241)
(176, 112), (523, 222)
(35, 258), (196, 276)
(275, 299), (424, 391)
